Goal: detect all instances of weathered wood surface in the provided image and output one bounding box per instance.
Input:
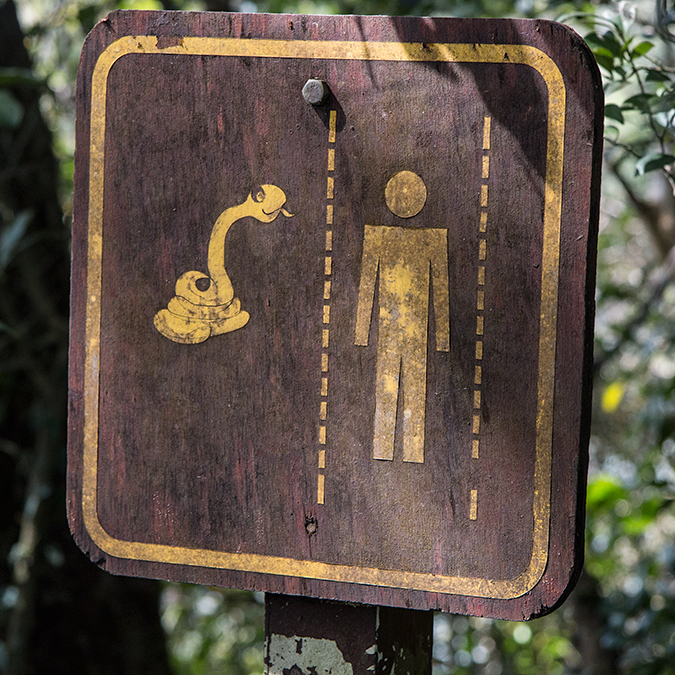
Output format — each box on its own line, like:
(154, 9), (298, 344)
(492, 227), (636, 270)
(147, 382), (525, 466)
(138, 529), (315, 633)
(265, 594), (432, 674)
(68, 10), (603, 618)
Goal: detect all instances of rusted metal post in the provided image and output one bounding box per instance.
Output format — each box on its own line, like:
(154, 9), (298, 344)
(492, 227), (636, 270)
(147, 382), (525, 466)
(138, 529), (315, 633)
(264, 594), (433, 675)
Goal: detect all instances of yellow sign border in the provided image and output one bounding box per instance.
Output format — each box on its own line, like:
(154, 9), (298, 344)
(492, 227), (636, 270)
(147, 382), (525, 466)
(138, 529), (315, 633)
(82, 35), (565, 599)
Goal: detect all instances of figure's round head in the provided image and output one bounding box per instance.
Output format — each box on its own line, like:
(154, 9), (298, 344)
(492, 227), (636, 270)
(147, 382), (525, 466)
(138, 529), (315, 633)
(385, 171), (427, 218)
(247, 185), (293, 222)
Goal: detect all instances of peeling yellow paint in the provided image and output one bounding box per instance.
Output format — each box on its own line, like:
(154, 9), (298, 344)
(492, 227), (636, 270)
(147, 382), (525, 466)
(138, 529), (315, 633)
(483, 116), (492, 150)
(355, 222), (449, 464)
(329, 109), (337, 143)
(472, 415), (481, 435)
(472, 439), (480, 459)
(82, 35), (563, 600)
(154, 186), (292, 344)
(470, 490), (478, 520)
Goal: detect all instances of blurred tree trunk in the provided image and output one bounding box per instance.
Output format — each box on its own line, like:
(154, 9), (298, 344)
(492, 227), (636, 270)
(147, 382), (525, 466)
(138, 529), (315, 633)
(569, 572), (620, 675)
(0, 1), (172, 673)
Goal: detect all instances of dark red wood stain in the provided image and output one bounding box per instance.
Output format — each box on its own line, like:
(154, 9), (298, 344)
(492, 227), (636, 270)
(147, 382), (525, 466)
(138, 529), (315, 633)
(68, 10), (602, 619)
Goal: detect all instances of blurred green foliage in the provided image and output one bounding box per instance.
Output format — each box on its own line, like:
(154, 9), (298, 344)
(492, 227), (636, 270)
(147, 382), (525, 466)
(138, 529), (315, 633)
(4, 0), (675, 673)
(161, 587), (264, 675)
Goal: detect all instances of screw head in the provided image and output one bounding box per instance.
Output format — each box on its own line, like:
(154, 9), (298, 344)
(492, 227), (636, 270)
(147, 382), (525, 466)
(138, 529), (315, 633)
(302, 79), (329, 105)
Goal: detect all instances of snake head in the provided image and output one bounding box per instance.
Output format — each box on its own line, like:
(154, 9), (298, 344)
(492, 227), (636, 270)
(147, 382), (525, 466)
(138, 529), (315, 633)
(247, 185), (294, 223)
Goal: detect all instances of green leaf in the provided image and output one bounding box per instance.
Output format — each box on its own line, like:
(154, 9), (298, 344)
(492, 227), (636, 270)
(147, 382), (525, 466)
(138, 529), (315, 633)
(587, 476), (626, 509)
(602, 32), (625, 58)
(604, 125), (620, 142)
(624, 93), (652, 112)
(605, 103), (624, 123)
(77, 5), (100, 34)
(0, 90), (23, 128)
(593, 46), (615, 60)
(594, 52), (615, 72)
(632, 41), (655, 56)
(604, 81), (627, 95)
(586, 32), (624, 72)
(635, 153), (675, 175)
(584, 31), (604, 47)
(646, 68), (671, 83)
(648, 89), (675, 110)
(622, 514), (653, 535)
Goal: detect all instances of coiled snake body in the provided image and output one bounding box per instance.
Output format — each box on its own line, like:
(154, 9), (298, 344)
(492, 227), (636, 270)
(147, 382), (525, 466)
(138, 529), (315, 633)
(154, 185), (292, 344)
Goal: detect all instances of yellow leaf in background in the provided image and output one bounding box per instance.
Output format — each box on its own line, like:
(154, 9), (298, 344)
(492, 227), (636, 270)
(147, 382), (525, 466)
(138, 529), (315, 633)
(118, 0), (163, 10)
(602, 381), (625, 413)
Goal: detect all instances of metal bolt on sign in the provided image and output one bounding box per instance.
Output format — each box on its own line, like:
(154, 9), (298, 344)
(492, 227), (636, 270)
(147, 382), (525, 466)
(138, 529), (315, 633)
(302, 78), (330, 105)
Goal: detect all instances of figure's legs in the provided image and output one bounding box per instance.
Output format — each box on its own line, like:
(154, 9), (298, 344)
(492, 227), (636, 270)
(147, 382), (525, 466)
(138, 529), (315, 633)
(401, 342), (428, 463)
(373, 349), (401, 461)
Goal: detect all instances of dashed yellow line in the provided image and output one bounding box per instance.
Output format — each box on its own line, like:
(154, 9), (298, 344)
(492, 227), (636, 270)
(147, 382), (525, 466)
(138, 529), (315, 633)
(470, 115), (492, 518)
(470, 489), (478, 520)
(483, 116), (491, 150)
(472, 415), (480, 435)
(317, 474), (325, 505)
(472, 440), (480, 460)
(317, 109), (337, 505)
(482, 156), (490, 179)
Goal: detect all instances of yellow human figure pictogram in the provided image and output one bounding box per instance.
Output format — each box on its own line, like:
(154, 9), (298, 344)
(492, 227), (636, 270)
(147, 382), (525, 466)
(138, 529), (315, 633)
(355, 172), (450, 463)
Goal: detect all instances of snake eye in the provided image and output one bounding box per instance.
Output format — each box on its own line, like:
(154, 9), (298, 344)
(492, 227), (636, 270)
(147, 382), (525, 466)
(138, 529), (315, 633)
(195, 277), (211, 292)
(252, 186), (266, 203)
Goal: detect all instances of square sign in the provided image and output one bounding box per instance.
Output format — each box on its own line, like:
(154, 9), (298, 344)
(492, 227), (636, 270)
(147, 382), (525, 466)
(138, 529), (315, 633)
(68, 10), (602, 619)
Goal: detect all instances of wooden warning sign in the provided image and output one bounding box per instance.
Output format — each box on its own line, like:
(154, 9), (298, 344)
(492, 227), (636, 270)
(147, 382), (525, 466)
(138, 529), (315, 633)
(68, 10), (602, 620)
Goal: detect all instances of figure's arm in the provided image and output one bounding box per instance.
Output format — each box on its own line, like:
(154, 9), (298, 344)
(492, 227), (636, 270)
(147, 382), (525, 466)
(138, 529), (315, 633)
(430, 230), (450, 352)
(354, 225), (382, 346)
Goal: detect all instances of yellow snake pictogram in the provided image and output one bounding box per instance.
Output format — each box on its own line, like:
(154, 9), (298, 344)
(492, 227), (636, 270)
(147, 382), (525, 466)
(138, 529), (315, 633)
(154, 185), (293, 344)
